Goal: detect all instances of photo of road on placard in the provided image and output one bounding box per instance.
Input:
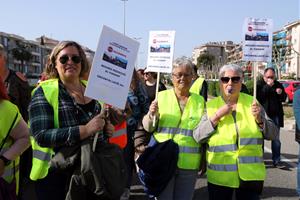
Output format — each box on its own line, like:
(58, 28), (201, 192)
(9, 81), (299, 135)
(245, 32), (269, 41)
(150, 44), (171, 53)
(102, 46), (128, 69)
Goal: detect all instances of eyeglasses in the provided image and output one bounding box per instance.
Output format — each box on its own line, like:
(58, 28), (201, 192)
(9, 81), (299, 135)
(59, 55), (81, 65)
(220, 76), (241, 84)
(172, 73), (192, 79)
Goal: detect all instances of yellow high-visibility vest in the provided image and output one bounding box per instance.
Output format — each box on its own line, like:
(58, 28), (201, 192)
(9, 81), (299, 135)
(154, 89), (204, 169)
(190, 77), (204, 95)
(0, 100), (21, 192)
(206, 93), (266, 188)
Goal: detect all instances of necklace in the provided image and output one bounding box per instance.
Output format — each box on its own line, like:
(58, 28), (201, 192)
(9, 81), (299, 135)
(66, 84), (86, 105)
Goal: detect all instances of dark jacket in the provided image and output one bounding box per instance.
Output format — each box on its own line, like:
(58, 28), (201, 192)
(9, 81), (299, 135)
(256, 79), (287, 127)
(4, 69), (31, 121)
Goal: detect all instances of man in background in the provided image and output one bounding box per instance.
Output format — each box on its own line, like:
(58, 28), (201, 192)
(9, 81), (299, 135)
(257, 67), (287, 167)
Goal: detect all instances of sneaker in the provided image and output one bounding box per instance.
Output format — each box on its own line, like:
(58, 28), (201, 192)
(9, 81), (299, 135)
(273, 161), (285, 168)
(120, 188), (130, 200)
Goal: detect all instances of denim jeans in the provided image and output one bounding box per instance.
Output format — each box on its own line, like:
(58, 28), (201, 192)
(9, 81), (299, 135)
(297, 144), (300, 196)
(157, 169), (197, 200)
(270, 116), (281, 164)
(123, 128), (135, 189)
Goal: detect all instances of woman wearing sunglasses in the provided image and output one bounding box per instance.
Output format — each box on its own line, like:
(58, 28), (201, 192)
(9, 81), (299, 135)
(193, 64), (278, 200)
(28, 41), (114, 200)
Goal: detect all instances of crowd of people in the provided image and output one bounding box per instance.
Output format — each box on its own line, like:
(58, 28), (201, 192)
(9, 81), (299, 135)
(0, 40), (298, 200)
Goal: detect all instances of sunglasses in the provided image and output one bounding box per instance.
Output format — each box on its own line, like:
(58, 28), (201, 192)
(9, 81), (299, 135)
(59, 55), (81, 65)
(220, 76), (241, 84)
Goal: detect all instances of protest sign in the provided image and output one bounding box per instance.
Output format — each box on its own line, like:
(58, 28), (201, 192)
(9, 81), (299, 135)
(146, 31), (175, 73)
(85, 25), (140, 109)
(242, 18), (273, 62)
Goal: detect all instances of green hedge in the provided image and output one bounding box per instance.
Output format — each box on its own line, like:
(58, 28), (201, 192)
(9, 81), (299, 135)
(208, 81), (217, 96)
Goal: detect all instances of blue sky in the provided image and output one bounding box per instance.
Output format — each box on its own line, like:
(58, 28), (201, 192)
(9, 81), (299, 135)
(0, 0), (299, 67)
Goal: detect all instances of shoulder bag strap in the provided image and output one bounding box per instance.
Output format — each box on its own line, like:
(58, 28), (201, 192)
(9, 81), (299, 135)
(0, 112), (18, 152)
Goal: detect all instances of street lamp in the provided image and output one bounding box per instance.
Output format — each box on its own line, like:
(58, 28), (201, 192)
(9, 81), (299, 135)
(133, 37), (142, 68)
(121, 0), (128, 35)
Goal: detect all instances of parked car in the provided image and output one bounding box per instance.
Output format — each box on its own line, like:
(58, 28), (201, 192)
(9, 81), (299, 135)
(279, 80), (300, 102)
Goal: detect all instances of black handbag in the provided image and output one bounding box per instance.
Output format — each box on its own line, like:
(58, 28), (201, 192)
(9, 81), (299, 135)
(136, 139), (179, 197)
(0, 112), (18, 200)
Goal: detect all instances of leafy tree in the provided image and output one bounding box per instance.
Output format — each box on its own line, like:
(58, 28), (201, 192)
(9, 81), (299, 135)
(11, 42), (32, 73)
(197, 53), (216, 72)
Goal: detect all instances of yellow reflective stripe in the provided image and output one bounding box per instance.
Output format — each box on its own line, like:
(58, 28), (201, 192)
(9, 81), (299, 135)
(2, 164), (19, 179)
(239, 156), (263, 164)
(32, 149), (52, 162)
(179, 146), (200, 154)
(208, 144), (237, 152)
(157, 127), (193, 137)
(110, 128), (126, 138)
(240, 138), (263, 145)
(208, 163), (238, 172)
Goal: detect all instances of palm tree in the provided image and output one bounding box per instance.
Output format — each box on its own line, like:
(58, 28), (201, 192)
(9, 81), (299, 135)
(11, 42), (32, 73)
(197, 53), (216, 72)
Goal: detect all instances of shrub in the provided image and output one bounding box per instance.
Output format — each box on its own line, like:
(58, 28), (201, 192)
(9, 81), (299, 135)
(208, 80), (217, 97)
(244, 79), (254, 95)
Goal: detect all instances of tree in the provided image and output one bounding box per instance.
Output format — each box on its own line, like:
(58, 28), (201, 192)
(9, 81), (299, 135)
(11, 42), (32, 73)
(197, 53), (216, 72)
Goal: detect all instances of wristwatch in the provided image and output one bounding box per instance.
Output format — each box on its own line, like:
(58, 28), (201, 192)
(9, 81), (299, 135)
(0, 155), (11, 166)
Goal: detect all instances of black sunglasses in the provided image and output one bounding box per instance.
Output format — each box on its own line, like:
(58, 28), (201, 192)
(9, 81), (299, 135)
(59, 55), (81, 64)
(220, 76), (241, 84)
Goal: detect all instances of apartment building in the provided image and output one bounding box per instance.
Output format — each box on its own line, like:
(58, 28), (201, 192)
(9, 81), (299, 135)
(192, 41), (236, 70)
(0, 32), (95, 85)
(282, 20), (300, 78)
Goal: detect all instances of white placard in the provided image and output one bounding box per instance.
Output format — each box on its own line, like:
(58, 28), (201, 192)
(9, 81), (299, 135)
(146, 31), (175, 73)
(85, 25), (140, 109)
(242, 18), (273, 62)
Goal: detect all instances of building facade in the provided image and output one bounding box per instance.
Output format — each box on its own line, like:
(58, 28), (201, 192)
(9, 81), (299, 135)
(0, 32), (95, 85)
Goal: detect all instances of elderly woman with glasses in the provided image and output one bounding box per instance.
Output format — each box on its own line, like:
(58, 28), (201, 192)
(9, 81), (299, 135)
(28, 41), (114, 200)
(142, 57), (205, 200)
(193, 64), (279, 200)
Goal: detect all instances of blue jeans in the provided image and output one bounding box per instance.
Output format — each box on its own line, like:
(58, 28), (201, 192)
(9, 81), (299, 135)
(297, 144), (300, 196)
(271, 116), (281, 164)
(157, 169), (197, 200)
(123, 127), (135, 189)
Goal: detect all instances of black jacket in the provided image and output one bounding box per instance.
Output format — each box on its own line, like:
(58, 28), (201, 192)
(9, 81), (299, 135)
(5, 69), (31, 121)
(256, 79), (287, 127)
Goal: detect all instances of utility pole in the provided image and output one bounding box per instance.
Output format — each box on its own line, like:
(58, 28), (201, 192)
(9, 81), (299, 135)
(120, 0), (128, 35)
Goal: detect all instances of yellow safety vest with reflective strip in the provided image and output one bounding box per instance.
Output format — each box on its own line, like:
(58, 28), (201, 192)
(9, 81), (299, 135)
(206, 93), (266, 188)
(0, 100), (21, 192)
(189, 77), (204, 95)
(154, 89), (204, 170)
(30, 79), (88, 180)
